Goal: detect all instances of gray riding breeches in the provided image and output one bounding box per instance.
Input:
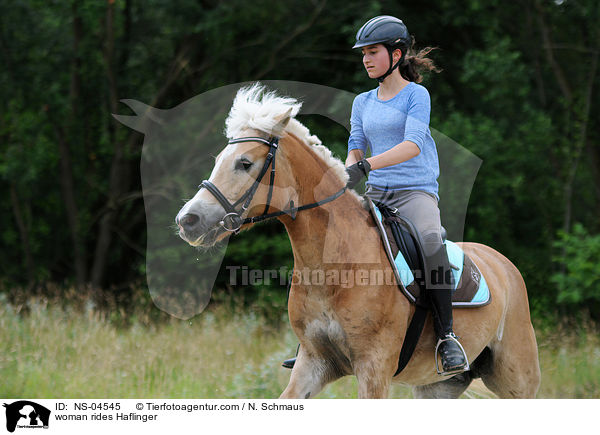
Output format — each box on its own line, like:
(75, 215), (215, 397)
(364, 185), (443, 258)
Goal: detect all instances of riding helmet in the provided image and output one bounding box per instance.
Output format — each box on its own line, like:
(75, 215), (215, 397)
(353, 15), (412, 82)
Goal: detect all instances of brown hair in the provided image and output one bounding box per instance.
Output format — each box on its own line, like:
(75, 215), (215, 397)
(399, 37), (441, 83)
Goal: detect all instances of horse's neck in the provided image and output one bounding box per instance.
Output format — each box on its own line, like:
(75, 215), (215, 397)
(278, 137), (384, 284)
(281, 191), (372, 270)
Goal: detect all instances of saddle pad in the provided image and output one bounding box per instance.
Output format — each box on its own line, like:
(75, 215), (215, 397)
(370, 200), (491, 308)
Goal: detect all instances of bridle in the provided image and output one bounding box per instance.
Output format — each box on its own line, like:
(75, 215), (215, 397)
(199, 135), (347, 234)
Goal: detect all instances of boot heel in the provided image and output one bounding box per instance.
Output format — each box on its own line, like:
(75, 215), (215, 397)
(282, 344), (300, 369)
(282, 357), (296, 369)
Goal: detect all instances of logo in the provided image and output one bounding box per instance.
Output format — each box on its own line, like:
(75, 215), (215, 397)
(3, 401), (50, 433)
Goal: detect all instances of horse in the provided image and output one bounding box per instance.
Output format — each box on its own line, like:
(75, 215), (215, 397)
(175, 84), (541, 399)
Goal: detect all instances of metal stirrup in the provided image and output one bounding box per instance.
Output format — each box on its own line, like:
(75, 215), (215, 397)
(434, 333), (470, 376)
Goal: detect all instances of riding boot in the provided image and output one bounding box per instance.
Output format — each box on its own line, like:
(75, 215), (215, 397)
(425, 245), (469, 375)
(282, 344), (300, 369)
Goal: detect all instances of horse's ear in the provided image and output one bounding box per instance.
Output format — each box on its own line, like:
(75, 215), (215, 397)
(272, 107), (293, 136)
(112, 99), (165, 133)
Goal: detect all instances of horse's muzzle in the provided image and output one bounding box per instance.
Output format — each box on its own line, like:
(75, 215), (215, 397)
(176, 202), (229, 247)
(176, 212), (202, 244)
(177, 212), (202, 232)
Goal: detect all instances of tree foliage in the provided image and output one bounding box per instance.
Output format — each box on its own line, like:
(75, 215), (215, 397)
(0, 0), (598, 318)
(552, 223), (600, 306)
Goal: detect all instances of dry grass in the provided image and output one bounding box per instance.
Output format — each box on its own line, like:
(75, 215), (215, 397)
(0, 298), (598, 398)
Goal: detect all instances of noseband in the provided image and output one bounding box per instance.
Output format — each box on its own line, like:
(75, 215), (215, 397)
(199, 136), (347, 234)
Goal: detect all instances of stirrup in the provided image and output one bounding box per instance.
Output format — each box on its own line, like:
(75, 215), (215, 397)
(434, 333), (470, 376)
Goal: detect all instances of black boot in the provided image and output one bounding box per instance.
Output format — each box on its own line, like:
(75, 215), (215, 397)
(425, 245), (468, 375)
(282, 344), (300, 369)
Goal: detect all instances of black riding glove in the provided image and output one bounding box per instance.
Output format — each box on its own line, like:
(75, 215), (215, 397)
(346, 159), (371, 189)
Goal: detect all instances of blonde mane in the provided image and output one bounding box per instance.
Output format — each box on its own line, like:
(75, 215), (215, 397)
(225, 84), (349, 184)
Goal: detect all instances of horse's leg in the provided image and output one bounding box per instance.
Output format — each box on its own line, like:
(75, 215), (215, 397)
(412, 372), (474, 399)
(354, 359), (394, 399)
(479, 331), (541, 398)
(458, 243), (541, 398)
(279, 347), (342, 399)
(479, 294), (541, 398)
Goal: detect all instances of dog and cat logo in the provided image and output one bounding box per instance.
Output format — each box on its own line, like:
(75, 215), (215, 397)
(3, 401), (50, 432)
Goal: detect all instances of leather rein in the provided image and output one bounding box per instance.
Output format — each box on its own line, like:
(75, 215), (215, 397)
(199, 136), (347, 234)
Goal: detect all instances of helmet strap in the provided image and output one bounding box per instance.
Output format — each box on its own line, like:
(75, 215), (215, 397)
(376, 47), (405, 83)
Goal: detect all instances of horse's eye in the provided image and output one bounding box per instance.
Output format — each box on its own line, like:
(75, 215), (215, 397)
(236, 158), (253, 171)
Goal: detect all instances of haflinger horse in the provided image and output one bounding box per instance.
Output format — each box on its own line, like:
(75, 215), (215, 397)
(175, 84), (541, 399)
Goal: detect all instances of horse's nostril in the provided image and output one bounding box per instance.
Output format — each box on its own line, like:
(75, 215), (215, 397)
(180, 213), (200, 230)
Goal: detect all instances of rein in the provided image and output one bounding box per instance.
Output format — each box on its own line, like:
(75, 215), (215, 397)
(199, 136), (347, 234)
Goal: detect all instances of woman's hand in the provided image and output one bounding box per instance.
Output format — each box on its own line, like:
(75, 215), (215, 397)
(345, 149), (363, 167)
(346, 158), (372, 189)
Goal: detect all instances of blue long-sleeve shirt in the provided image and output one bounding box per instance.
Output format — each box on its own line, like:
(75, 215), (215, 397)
(348, 82), (440, 199)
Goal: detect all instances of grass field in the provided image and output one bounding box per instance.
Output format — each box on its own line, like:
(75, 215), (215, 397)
(1, 298), (599, 399)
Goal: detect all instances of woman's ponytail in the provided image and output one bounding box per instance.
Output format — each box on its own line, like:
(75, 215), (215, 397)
(399, 39), (442, 83)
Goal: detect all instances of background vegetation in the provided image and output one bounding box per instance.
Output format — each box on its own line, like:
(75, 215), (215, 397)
(0, 0), (599, 397)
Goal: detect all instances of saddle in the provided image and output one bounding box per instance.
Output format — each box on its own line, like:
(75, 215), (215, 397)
(365, 196), (490, 375)
(367, 197), (490, 307)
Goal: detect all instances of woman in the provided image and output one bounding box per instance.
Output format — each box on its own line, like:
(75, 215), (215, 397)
(284, 15), (467, 375)
(345, 15), (468, 375)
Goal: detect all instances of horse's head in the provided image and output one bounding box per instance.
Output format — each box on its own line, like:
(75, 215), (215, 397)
(175, 84), (341, 247)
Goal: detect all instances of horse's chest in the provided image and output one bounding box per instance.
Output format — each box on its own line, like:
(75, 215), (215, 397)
(303, 315), (350, 363)
(305, 316), (345, 344)
(289, 293), (352, 368)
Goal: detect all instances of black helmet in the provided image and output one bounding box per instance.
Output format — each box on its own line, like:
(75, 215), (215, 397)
(353, 15), (411, 82)
(353, 15), (411, 50)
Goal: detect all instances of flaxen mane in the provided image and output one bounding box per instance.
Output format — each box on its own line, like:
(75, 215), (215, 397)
(225, 84), (349, 184)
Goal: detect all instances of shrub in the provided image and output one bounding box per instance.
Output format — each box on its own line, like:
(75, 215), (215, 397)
(551, 223), (600, 306)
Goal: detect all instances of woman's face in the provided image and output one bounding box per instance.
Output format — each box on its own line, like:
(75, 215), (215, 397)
(361, 44), (401, 79)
